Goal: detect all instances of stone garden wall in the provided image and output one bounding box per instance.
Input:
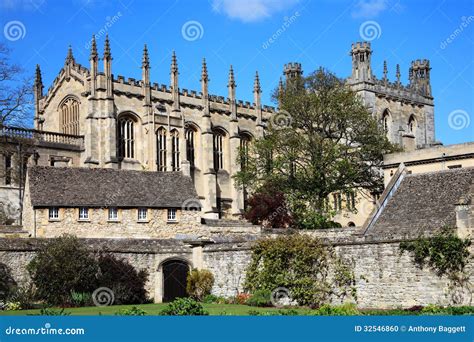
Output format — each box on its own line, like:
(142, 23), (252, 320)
(0, 234), (472, 309)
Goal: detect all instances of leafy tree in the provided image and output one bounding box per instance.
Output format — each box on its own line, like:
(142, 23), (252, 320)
(186, 269), (214, 301)
(244, 234), (356, 308)
(235, 68), (397, 228)
(27, 235), (98, 305)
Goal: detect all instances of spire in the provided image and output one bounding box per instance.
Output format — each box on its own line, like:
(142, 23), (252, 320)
(201, 58), (208, 81)
(228, 65), (236, 88)
(103, 34), (112, 60)
(65, 45), (75, 65)
(90, 35), (98, 60)
(278, 77), (284, 96)
(396, 64), (401, 85)
(253, 71), (261, 93)
(34, 64), (43, 88)
(383, 60), (388, 81)
(171, 50), (178, 74)
(142, 44), (150, 68)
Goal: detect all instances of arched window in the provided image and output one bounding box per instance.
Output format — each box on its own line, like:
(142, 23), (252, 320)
(240, 133), (252, 170)
(157, 128), (167, 172)
(213, 129), (225, 170)
(59, 97), (80, 135)
(185, 127), (196, 167)
(382, 109), (390, 134)
(171, 130), (180, 171)
(408, 115), (416, 134)
(118, 116), (135, 159)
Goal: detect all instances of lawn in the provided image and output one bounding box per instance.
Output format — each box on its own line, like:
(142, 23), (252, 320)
(0, 303), (313, 316)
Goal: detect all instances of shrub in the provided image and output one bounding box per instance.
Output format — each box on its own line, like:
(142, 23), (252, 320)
(6, 284), (36, 310)
(247, 289), (272, 307)
(202, 294), (227, 304)
(234, 293), (251, 305)
(96, 253), (149, 305)
(4, 301), (22, 311)
(37, 307), (71, 316)
(186, 269), (214, 301)
(160, 298), (209, 316)
(0, 263), (16, 301)
(245, 234), (356, 307)
(115, 306), (147, 316)
(313, 303), (359, 316)
(27, 235), (98, 305)
(70, 291), (92, 307)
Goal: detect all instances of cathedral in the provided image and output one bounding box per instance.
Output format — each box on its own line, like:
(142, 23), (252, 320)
(2, 36), (437, 226)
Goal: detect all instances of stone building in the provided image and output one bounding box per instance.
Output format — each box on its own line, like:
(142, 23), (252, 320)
(1, 38), (438, 227)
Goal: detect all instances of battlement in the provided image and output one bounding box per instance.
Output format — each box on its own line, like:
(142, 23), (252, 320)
(411, 59), (430, 69)
(351, 41), (371, 53)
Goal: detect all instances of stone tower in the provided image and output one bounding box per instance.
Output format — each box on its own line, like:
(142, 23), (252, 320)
(350, 41), (373, 82)
(409, 59), (432, 97)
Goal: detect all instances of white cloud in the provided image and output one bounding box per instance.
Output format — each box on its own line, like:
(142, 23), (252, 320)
(212, 0), (300, 23)
(351, 0), (388, 18)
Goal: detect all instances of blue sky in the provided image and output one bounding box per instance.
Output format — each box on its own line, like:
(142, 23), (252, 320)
(1, 0), (473, 144)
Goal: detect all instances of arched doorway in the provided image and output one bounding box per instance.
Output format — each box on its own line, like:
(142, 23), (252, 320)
(162, 259), (189, 302)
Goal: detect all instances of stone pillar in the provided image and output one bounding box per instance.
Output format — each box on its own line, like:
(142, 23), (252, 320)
(85, 36), (99, 166)
(103, 35), (118, 168)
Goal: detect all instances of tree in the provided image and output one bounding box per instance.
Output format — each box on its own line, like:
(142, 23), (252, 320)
(27, 235), (99, 305)
(0, 43), (33, 127)
(235, 68), (397, 228)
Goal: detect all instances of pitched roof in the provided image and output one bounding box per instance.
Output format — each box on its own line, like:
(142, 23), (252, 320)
(27, 166), (200, 208)
(366, 167), (473, 237)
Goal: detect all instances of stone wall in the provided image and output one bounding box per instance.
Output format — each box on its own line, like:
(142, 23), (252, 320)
(0, 235), (472, 309)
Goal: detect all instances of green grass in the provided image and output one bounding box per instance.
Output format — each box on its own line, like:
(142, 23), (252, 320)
(0, 303), (312, 316)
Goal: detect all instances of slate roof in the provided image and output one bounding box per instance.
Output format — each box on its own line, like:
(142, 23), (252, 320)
(27, 166), (200, 208)
(367, 167), (474, 237)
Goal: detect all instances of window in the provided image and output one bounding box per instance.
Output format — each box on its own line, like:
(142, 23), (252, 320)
(167, 208), (177, 222)
(448, 164), (462, 169)
(382, 110), (390, 134)
(49, 207), (59, 220)
(4, 155), (11, 185)
(138, 208), (148, 221)
(185, 128), (195, 167)
(118, 116), (135, 159)
(157, 128), (167, 171)
(60, 97), (80, 135)
(346, 192), (356, 210)
(408, 115), (416, 134)
(171, 130), (180, 171)
(240, 134), (251, 170)
(213, 130), (225, 170)
(108, 207), (118, 221)
(333, 193), (342, 211)
(79, 207), (89, 220)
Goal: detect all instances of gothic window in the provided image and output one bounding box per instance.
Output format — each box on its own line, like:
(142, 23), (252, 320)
(240, 133), (252, 170)
(213, 129), (225, 170)
(185, 127), (196, 167)
(59, 97), (80, 135)
(4, 155), (11, 185)
(157, 128), (167, 172)
(382, 110), (391, 134)
(408, 115), (416, 135)
(118, 116), (135, 159)
(333, 193), (342, 211)
(346, 192), (356, 210)
(171, 130), (180, 171)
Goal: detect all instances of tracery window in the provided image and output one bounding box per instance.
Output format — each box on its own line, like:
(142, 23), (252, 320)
(157, 128), (167, 171)
(60, 98), (80, 135)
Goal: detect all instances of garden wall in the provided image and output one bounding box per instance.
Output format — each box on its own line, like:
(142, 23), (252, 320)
(0, 236), (472, 309)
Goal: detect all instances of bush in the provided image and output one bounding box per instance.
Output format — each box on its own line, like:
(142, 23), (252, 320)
(7, 284), (36, 310)
(312, 303), (359, 316)
(201, 294), (227, 304)
(247, 289), (272, 307)
(97, 253), (149, 305)
(234, 293), (251, 305)
(160, 298), (209, 316)
(4, 301), (21, 311)
(0, 263), (16, 301)
(27, 235), (98, 305)
(115, 306), (147, 316)
(186, 269), (214, 301)
(244, 234), (356, 308)
(70, 291), (92, 307)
